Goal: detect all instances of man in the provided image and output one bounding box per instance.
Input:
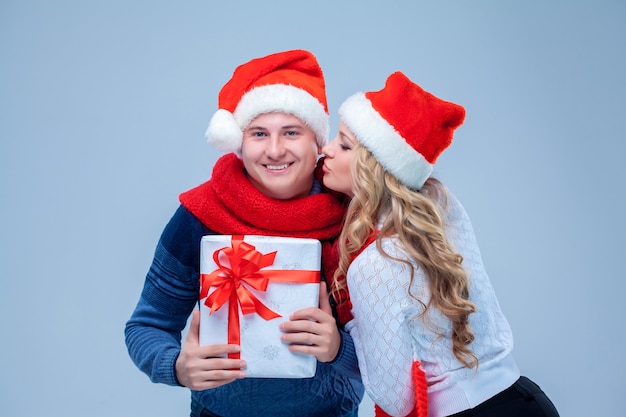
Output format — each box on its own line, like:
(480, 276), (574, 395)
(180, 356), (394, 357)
(125, 49), (364, 417)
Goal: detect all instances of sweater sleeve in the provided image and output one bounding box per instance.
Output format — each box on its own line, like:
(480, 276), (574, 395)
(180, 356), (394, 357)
(345, 244), (419, 417)
(124, 206), (207, 386)
(327, 327), (361, 380)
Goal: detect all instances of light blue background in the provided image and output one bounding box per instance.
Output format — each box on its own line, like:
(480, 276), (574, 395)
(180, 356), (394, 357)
(1, 1), (624, 416)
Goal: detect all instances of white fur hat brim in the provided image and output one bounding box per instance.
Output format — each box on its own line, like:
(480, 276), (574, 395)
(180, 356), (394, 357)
(206, 84), (329, 153)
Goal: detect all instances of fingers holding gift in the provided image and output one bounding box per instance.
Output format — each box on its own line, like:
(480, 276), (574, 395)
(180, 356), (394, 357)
(176, 349), (247, 390)
(289, 305), (335, 324)
(279, 314), (341, 362)
(176, 310), (246, 389)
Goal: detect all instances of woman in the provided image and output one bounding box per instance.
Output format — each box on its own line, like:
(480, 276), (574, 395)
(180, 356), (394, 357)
(322, 71), (559, 417)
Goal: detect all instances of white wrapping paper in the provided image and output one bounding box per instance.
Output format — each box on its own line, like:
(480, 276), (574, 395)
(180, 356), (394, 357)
(199, 235), (321, 378)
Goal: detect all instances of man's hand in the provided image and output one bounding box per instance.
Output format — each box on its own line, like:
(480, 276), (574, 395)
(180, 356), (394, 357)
(175, 309), (246, 390)
(279, 281), (341, 363)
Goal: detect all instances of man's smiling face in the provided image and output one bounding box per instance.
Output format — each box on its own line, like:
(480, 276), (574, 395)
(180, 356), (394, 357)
(241, 112), (320, 200)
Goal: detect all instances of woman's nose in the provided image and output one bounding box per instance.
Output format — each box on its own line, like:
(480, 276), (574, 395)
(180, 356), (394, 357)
(322, 141), (334, 157)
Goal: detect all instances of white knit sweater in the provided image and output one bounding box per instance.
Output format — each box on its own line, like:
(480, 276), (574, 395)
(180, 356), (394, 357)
(344, 193), (520, 417)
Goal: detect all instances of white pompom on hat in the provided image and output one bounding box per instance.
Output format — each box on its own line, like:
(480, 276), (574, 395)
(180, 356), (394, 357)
(205, 49), (330, 153)
(339, 71), (466, 190)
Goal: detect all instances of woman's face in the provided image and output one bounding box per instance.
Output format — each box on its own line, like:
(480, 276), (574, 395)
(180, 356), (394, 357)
(321, 121), (358, 197)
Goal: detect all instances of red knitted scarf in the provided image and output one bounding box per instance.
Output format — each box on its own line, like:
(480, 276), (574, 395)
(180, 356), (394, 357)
(334, 233), (429, 417)
(179, 153), (347, 280)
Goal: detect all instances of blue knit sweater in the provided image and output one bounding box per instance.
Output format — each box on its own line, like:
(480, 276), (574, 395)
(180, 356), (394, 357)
(125, 157), (363, 416)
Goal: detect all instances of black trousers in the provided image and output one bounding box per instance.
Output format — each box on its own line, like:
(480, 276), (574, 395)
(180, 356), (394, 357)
(449, 376), (560, 417)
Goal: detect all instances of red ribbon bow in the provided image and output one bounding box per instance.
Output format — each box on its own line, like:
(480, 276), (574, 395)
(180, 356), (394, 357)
(200, 235), (320, 359)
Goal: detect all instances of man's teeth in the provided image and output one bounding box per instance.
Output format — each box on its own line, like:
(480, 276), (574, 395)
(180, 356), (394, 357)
(267, 164), (289, 170)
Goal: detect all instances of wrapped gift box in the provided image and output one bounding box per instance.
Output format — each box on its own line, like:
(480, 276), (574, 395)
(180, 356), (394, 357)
(199, 235), (321, 378)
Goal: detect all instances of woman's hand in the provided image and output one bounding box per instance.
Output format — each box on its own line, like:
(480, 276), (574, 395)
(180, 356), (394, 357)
(279, 281), (341, 363)
(175, 309), (246, 390)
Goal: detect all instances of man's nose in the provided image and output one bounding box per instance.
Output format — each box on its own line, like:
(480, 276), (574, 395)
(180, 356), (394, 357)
(266, 135), (286, 158)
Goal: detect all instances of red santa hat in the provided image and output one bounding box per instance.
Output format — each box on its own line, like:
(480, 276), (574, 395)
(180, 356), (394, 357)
(338, 71), (465, 190)
(206, 49), (329, 153)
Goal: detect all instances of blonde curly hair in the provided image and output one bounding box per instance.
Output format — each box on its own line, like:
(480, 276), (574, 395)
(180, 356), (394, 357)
(332, 145), (478, 369)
